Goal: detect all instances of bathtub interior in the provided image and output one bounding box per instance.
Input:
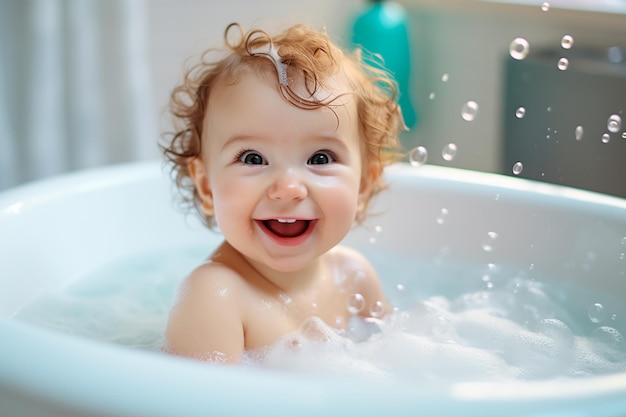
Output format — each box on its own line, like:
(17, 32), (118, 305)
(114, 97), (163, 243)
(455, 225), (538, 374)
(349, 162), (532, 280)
(1, 161), (626, 417)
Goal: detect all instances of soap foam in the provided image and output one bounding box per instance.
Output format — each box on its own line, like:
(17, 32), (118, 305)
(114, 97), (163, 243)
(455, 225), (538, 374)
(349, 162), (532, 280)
(243, 279), (626, 384)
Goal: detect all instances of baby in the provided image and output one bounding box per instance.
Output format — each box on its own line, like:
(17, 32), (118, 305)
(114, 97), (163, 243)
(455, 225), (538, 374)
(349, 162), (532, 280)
(161, 23), (404, 363)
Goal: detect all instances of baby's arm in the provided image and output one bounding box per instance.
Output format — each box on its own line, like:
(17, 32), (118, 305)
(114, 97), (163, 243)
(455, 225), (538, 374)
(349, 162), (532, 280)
(164, 264), (245, 363)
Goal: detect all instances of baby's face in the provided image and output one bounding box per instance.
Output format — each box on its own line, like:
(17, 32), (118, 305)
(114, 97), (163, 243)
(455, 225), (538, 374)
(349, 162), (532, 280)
(192, 71), (370, 273)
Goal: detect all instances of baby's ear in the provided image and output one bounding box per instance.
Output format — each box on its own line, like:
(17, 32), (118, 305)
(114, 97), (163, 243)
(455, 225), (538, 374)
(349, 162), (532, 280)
(357, 162), (381, 213)
(188, 158), (215, 216)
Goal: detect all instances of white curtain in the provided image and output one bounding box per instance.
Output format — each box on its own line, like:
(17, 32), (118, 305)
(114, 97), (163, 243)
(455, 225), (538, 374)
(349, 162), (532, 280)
(0, 0), (157, 191)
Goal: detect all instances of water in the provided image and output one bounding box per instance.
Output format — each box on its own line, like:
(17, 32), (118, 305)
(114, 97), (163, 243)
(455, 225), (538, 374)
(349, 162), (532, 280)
(461, 101), (479, 122)
(441, 143), (458, 161)
(408, 146), (428, 167)
(14, 246), (626, 384)
(509, 38), (530, 60)
(561, 35), (574, 50)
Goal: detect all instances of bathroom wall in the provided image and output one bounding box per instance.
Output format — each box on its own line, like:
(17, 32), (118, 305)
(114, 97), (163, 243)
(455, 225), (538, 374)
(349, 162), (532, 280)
(397, 0), (626, 174)
(148, 0), (626, 175)
(148, 0), (363, 151)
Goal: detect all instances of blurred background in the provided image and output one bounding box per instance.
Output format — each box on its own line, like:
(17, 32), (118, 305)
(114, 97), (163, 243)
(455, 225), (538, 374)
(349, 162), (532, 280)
(1, 0), (625, 197)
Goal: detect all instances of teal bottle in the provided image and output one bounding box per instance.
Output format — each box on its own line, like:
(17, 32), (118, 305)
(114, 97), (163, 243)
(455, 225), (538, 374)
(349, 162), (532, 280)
(351, 0), (417, 128)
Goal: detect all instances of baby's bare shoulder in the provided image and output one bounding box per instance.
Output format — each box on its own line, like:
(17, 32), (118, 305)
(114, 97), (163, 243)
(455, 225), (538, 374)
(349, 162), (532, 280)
(329, 245), (374, 272)
(172, 261), (248, 306)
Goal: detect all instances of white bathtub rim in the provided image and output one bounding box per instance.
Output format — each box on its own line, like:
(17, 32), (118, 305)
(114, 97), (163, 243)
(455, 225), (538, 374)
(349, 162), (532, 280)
(2, 161), (626, 416)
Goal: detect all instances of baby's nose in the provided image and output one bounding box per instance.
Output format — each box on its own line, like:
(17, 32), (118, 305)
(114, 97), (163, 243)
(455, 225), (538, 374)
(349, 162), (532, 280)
(267, 170), (308, 201)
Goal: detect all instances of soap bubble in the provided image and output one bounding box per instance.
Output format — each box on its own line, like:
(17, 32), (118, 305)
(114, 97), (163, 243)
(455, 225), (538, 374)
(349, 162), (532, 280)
(482, 231), (499, 252)
(428, 92), (436, 100)
(442, 143), (458, 161)
(607, 114), (622, 133)
(515, 107), (526, 119)
(347, 293), (365, 315)
(588, 303), (607, 324)
(509, 38), (530, 60)
(561, 35), (574, 49)
(541, 2), (550, 11)
(575, 125), (584, 141)
(512, 161), (524, 175)
(369, 301), (385, 318)
(601, 133), (611, 144)
(622, 132), (626, 139)
(436, 208), (449, 225)
(461, 101), (479, 121)
(441, 73), (449, 82)
(409, 146), (428, 167)
(557, 57), (569, 71)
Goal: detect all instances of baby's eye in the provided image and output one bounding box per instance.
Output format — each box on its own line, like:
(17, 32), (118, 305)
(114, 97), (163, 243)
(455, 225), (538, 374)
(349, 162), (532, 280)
(308, 151), (335, 165)
(238, 150), (266, 165)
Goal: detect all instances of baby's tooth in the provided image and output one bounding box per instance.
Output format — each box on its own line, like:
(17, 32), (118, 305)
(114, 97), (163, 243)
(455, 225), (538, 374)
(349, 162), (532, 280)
(277, 218), (296, 223)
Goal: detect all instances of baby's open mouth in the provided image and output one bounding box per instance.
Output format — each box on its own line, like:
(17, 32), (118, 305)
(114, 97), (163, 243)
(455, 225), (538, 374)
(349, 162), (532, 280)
(259, 219), (312, 238)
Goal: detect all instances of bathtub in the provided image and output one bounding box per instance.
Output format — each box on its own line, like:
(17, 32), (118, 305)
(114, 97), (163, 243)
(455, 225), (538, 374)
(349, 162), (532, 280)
(1, 161), (625, 417)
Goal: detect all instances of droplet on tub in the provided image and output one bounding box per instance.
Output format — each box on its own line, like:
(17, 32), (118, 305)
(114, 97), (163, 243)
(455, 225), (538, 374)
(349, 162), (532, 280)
(461, 101), (479, 121)
(557, 57), (569, 71)
(515, 107), (526, 118)
(509, 38), (530, 60)
(561, 35), (574, 49)
(601, 133), (611, 144)
(607, 114), (622, 133)
(347, 293), (365, 314)
(588, 303), (607, 324)
(575, 125), (584, 141)
(442, 143), (457, 161)
(512, 161), (524, 175)
(408, 146), (428, 167)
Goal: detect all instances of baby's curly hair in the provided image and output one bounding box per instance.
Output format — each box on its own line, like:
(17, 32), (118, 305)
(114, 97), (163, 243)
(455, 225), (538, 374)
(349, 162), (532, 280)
(161, 23), (404, 229)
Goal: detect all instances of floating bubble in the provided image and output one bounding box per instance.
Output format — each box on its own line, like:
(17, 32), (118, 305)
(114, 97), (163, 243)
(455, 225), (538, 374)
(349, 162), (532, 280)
(461, 100), (479, 121)
(369, 301), (385, 318)
(441, 73), (449, 82)
(512, 161), (524, 175)
(622, 132), (626, 139)
(601, 133), (611, 144)
(541, 2), (550, 11)
(347, 293), (365, 315)
(588, 303), (607, 324)
(442, 143), (458, 161)
(575, 125), (584, 141)
(557, 57), (569, 71)
(515, 107), (526, 119)
(509, 38), (530, 60)
(436, 208), (449, 225)
(607, 114), (622, 133)
(546, 106), (552, 112)
(428, 92), (436, 100)
(561, 35), (574, 49)
(408, 146), (428, 167)
(396, 284), (405, 292)
(482, 231), (499, 252)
